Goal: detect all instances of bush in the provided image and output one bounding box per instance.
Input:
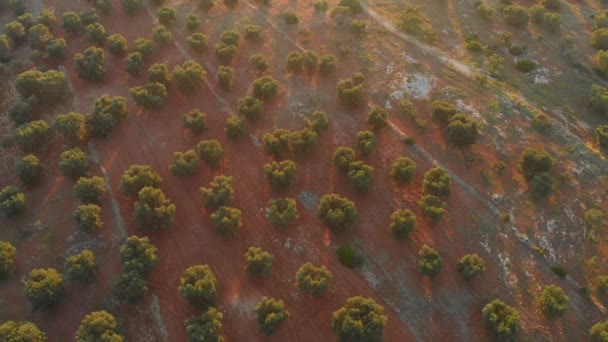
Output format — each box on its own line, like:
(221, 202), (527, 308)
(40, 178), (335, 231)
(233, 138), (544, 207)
(134, 37), (153, 58)
(74, 204), (102, 232)
(267, 197), (299, 229)
(544, 12), (561, 33)
(286, 51), (303, 72)
(120, 235), (158, 274)
(263, 129), (291, 157)
(158, 6), (176, 26)
(87, 95), (128, 138)
(17, 14), (35, 30)
(0, 241), (16, 279)
(482, 299), (519, 338)
(456, 254), (486, 280)
(16, 154), (44, 186)
(295, 262), (332, 296)
(79, 9), (99, 26)
(245, 25), (262, 41)
(134, 186), (176, 231)
(592, 28), (608, 50)
(67, 249), (96, 282)
(391, 157), (416, 183)
(250, 54), (268, 72)
(113, 271), (147, 303)
(25, 268), (63, 310)
(27, 24), (52, 50)
(351, 20), (367, 36)
(185, 307), (223, 342)
(538, 285), (569, 316)
(305, 111), (329, 132)
(5, 21), (27, 45)
(317, 194), (357, 233)
(518, 148), (554, 179)
(125, 52), (144, 76)
(551, 266), (567, 278)
(418, 194), (447, 223)
(356, 130), (376, 156)
(431, 100), (457, 124)
(173, 60), (206, 94)
(597, 276), (608, 297)
(211, 206), (242, 237)
(8, 0), (27, 16)
(337, 73), (365, 107)
(224, 0), (238, 7)
(290, 128), (317, 155)
(170, 150), (200, 176)
(121, 165), (162, 197)
(532, 113), (552, 133)
(225, 116), (245, 139)
(54, 112), (87, 142)
(244, 246), (274, 277)
(85, 23), (106, 45)
(200, 175), (233, 208)
(130, 82), (168, 109)
(529, 172), (554, 198)
(95, 0), (112, 14)
(186, 13), (201, 32)
(263, 160), (297, 191)
(515, 59), (535, 73)
(333, 147), (356, 172)
(76, 311), (123, 342)
(179, 264), (217, 307)
(282, 10), (299, 24)
(16, 69), (67, 103)
(319, 54), (337, 76)
(447, 114), (478, 146)
(0, 186), (26, 217)
(214, 43), (237, 64)
(182, 109), (207, 134)
(423, 167), (451, 197)
(75, 46), (106, 81)
(107, 34), (128, 55)
(47, 38), (67, 62)
(502, 5), (528, 27)
(8, 96), (37, 125)
(121, 0), (144, 16)
(336, 245), (363, 268)
(590, 320), (608, 342)
(255, 297), (289, 335)
(0, 35), (11, 61)
(16, 120), (52, 152)
(389, 209), (416, 239)
(418, 244), (441, 276)
(592, 84), (608, 116)
(541, 0), (560, 10)
(238, 96), (263, 120)
(74, 177), (105, 204)
(366, 106), (388, 131)
(252, 76), (279, 100)
(199, 0), (215, 10)
(347, 161), (373, 193)
(153, 25), (172, 45)
(59, 148), (88, 178)
(188, 33), (208, 53)
(217, 66), (234, 91)
(0, 321), (46, 341)
(332, 296), (386, 341)
(529, 4), (546, 24)
(197, 140), (224, 167)
(314, 0), (328, 11)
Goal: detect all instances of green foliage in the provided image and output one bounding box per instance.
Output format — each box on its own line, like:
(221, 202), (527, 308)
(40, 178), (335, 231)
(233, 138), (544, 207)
(148, 63), (172, 87)
(182, 109), (207, 134)
(317, 194), (357, 233)
(54, 112), (87, 142)
(418, 194), (447, 222)
(221, 29), (240, 45)
(0, 35), (10, 61)
(347, 161), (373, 193)
(336, 245), (363, 268)
(245, 25), (262, 41)
(296, 262), (332, 296)
(179, 264), (218, 307)
(590, 320), (608, 342)
(287, 51), (303, 72)
(28, 24), (52, 50)
(585, 208), (604, 230)
(17, 154), (44, 186)
(130, 82), (168, 109)
(391, 157), (416, 183)
(423, 167), (451, 196)
(76, 311), (123, 342)
(74, 46), (106, 81)
(532, 113), (552, 133)
(134, 186), (176, 231)
(252, 76), (279, 100)
(544, 12), (561, 33)
(24, 268), (64, 310)
(0, 241), (16, 279)
(16, 120), (53, 152)
(0, 321), (46, 342)
(529, 4), (546, 24)
(121, 0), (144, 16)
(305, 111), (329, 132)
(125, 52), (144, 76)
(87, 95), (128, 138)
(290, 128), (317, 155)
(255, 297), (289, 335)
(224, 0), (238, 8)
(113, 271), (147, 303)
(282, 10), (299, 24)
(592, 28), (608, 50)
(196, 140), (224, 167)
(550, 266), (567, 278)
(249, 54), (268, 72)
(9, 96), (37, 125)
(267, 197), (299, 229)
(314, 0), (328, 11)
(515, 59), (535, 73)
(170, 150), (200, 176)
(74, 204), (102, 232)
(238, 96), (263, 120)
(482, 299), (519, 338)
(199, 0), (216, 11)
(431, 100), (457, 124)
(596, 275), (608, 296)
(79, 9), (100, 26)
(263, 129), (291, 157)
(46, 38), (67, 62)
(211, 206), (242, 237)
(333, 147), (356, 172)
(502, 5), (528, 27)
(351, 20), (367, 36)
(8, 0), (27, 16)
(16, 69), (67, 103)
(332, 296), (387, 341)
(185, 307), (223, 342)
(225, 116), (245, 139)
(597, 125), (608, 148)
(319, 54), (337, 75)
(59, 148), (88, 178)
(338, 0), (363, 14)
(0, 186), (26, 217)
(67, 249), (96, 282)
(447, 114), (478, 146)
(5, 21), (26, 44)
(456, 254), (486, 280)
(158, 6), (176, 26)
(518, 148), (554, 179)
(538, 285), (569, 316)
(389, 209), (416, 239)
(337, 73), (365, 107)
(134, 37), (153, 58)
(107, 34), (128, 55)
(244, 246), (274, 276)
(418, 244), (441, 276)
(85, 23), (106, 45)
(186, 13), (201, 33)
(263, 160), (297, 191)
(214, 42), (237, 64)
(95, 0), (112, 14)
(120, 235), (158, 274)
(173, 60), (206, 93)
(529, 172), (554, 198)
(121, 165), (162, 197)
(74, 176), (105, 204)
(217, 66), (234, 91)
(153, 25), (172, 45)
(356, 130), (376, 156)
(366, 106), (388, 131)
(200, 175), (233, 208)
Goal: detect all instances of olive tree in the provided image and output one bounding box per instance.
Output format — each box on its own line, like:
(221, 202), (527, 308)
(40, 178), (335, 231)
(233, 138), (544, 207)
(16, 120), (53, 152)
(28, 23), (52, 50)
(295, 262), (332, 296)
(158, 6), (176, 26)
(200, 175), (233, 208)
(418, 194), (446, 223)
(186, 13), (201, 32)
(243, 246), (274, 277)
(134, 186), (176, 231)
(431, 100), (457, 124)
(120, 165), (162, 197)
(125, 52), (144, 76)
(423, 167), (451, 197)
(590, 320), (608, 342)
(74, 46), (106, 81)
(263, 129), (291, 157)
(134, 37), (153, 58)
(332, 296), (387, 341)
(54, 112), (87, 142)
(122, 0), (144, 15)
(170, 150), (200, 177)
(149, 63), (172, 87)
(305, 111), (329, 132)
(185, 307), (223, 342)
(225, 117), (245, 139)
(482, 299), (519, 338)
(46, 38), (66, 62)
(317, 194), (357, 233)
(74, 204), (102, 232)
(255, 297), (289, 335)
(263, 160), (297, 191)
(75, 176), (105, 203)
(16, 154), (44, 186)
(267, 197), (299, 229)
(518, 148), (554, 179)
(356, 131), (376, 156)
(76, 311), (123, 342)
(447, 114), (478, 146)
(25, 268), (64, 310)
(366, 106), (388, 131)
(456, 254), (486, 280)
(59, 148), (88, 178)
(211, 206), (242, 237)
(333, 147), (356, 172)
(217, 66), (234, 91)
(196, 140), (224, 167)
(0, 241), (16, 279)
(319, 54), (337, 75)
(85, 22), (107, 45)
(0, 321), (46, 341)
(173, 60), (206, 94)
(87, 95), (129, 138)
(347, 161), (373, 193)
(391, 157), (416, 183)
(179, 264), (218, 307)
(337, 73), (364, 107)
(16, 69), (67, 103)
(130, 82), (168, 109)
(290, 128), (317, 155)
(538, 285), (569, 317)
(238, 96), (263, 120)
(182, 110), (207, 134)
(418, 244), (442, 276)
(113, 271), (147, 303)
(152, 25), (172, 45)
(389, 209), (416, 239)
(62, 12), (82, 34)
(0, 186), (26, 217)
(252, 76), (279, 100)
(120, 235), (158, 274)
(67, 249), (97, 282)
(188, 33), (208, 53)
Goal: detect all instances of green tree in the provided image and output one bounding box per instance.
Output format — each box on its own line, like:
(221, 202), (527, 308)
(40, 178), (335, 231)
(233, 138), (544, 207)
(391, 157), (416, 183)
(529, 172), (554, 199)
(59, 148), (88, 178)
(134, 186), (176, 231)
(74, 204), (102, 232)
(62, 12), (82, 33)
(418, 194), (446, 223)
(597, 125), (608, 148)
(152, 25), (172, 45)
(84, 22), (106, 45)
(27, 23), (52, 50)
(87, 95), (128, 138)
(200, 175), (233, 208)
(214, 42), (237, 64)
(389, 209), (416, 239)
(196, 140), (224, 167)
(263, 160), (297, 191)
(5, 21), (26, 45)
(502, 5), (528, 27)
(134, 37), (153, 58)
(337, 73), (365, 107)
(333, 147), (356, 172)
(538, 284), (569, 316)
(245, 25), (262, 40)
(0, 186), (26, 217)
(24, 268), (64, 310)
(182, 110), (207, 134)
(186, 13), (201, 32)
(211, 206), (242, 237)
(188, 33), (208, 53)
(287, 51), (303, 73)
(255, 297), (289, 335)
(170, 150), (200, 177)
(482, 299), (519, 338)
(107, 34), (128, 55)
(173, 60), (206, 94)
(0, 35), (11, 61)
(290, 128), (317, 155)
(199, 0), (215, 11)
(74, 176), (105, 204)
(267, 197), (299, 229)
(447, 114), (478, 146)
(295, 262), (332, 296)
(366, 106), (388, 131)
(518, 148), (554, 179)
(225, 116), (245, 139)
(590, 320), (608, 342)
(76, 311), (123, 342)
(418, 244), (441, 276)
(431, 100), (457, 124)
(217, 66), (234, 91)
(282, 10), (299, 24)
(263, 129), (291, 157)
(244, 247), (274, 277)
(16, 120), (53, 152)
(423, 167), (451, 197)
(596, 275), (608, 297)
(9, 96), (37, 125)
(317, 194), (357, 233)
(356, 130), (376, 156)
(46, 38), (66, 62)
(120, 235), (158, 274)
(249, 54), (268, 72)
(592, 28), (608, 50)
(130, 82), (168, 109)
(113, 271), (147, 303)
(125, 52), (144, 76)
(0, 241), (16, 279)
(347, 161), (373, 193)
(67, 249), (97, 282)
(96, 0), (112, 14)
(121, 0), (144, 15)
(456, 254), (486, 280)
(17, 13), (34, 30)
(158, 6), (176, 26)
(179, 264), (218, 307)
(252, 76), (279, 100)
(0, 321), (46, 342)
(15, 69), (67, 103)
(306, 111), (329, 132)
(185, 307), (223, 342)
(351, 20), (367, 36)
(54, 112), (87, 142)
(238, 96), (263, 120)
(319, 54), (337, 75)
(148, 63), (172, 87)
(75, 46), (106, 81)
(332, 296), (387, 341)
(16, 154), (44, 186)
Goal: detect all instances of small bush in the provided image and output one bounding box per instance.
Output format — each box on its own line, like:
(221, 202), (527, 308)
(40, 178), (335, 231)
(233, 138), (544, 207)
(356, 130), (376, 156)
(214, 42), (237, 64)
(217, 66), (234, 91)
(263, 129), (291, 157)
(550, 266), (567, 278)
(157, 6), (176, 26)
(391, 157), (416, 183)
(389, 209), (416, 239)
(592, 28), (608, 50)
(314, 0), (328, 11)
(200, 175), (233, 208)
(225, 116), (245, 139)
(76, 311), (122, 341)
(173, 60), (207, 94)
(336, 245), (363, 268)
(186, 13), (201, 32)
(447, 114), (478, 146)
(423, 167), (451, 197)
(85, 23), (106, 45)
(107, 34), (128, 55)
(502, 5), (528, 27)
(538, 285), (569, 316)
(24, 268), (64, 310)
(47, 38), (67, 62)
(456, 254), (486, 280)
(431, 100), (457, 124)
(366, 106), (388, 131)
(170, 150), (200, 176)
(305, 111), (329, 132)
(211, 206), (242, 237)
(351, 20), (367, 36)
(113, 271), (146, 303)
(317, 194), (357, 233)
(244, 246), (273, 277)
(134, 37), (153, 58)
(0, 186), (26, 217)
(250, 54), (268, 72)
(120, 235), (158, 273)
(282, 10), (299, 25)
(16, 120), (53, 152)
(0, 241), (16, 279)
(199, 0), (215, 11)
(515, 59), (535, 73)
(529, 172), (554, 198)
(267, 197), (299, 229)
(75, 176), (105, 203)
(519, 148), (554, 179)
(16, 154), (44, 186)
(181, 109), (207, 134)
(121, 0), (144, 16)
(255, 297), (289, 335)
(179, 264), (217, 307)
(245, 25), (262, 40)
(263, 160), (297, 191)
(185, 308), (223, 341)
(148, 63), (172, 87)
(196, 140), (224, 167)
(418, 244), (441, 276)
(319, 54), (337, 76)
(67, 249), (97, 282)
(590, 320), (608, 342)
(295, 262), (332, 296)
(59, 148), (88, 179)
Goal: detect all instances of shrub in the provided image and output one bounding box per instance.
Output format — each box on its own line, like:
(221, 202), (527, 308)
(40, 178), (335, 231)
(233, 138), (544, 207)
(319, 54), (337, 75)
(179, 264), (217, 307)
(95, 0), (112, 14)
(173, 60), (206, 93)
(16, 69), (67, 103)
(120, 235), (158, 274)
(532, 113), (552, 133)
(592, 84), (608, 116)
(244, 247), (273, 276)
(25, 268), (64, 310)
(54, 112), (87, 142)
(87, 95), (128, 138)
(529, 4), (546, 23)
(295, 262), (332, 296)
(76, 311), (123, 342)
(153, 25), (173, 45)
(113, 271), (147, 303)
(125, 52), (144, 76)
(121, 165), (162, 197)
(0, 241), (16, 279)
(314, 0), (328, 11)
(67, 249), (96, 282)
(8, 96), (37, 125)
(0, 186), (26, 217)
(332, 296), (387, 341)
(16, 154), (44, 186)
(252, 76), (279, 100)
(225, 116), (244, 139)
(28, 23), (52, 50)
(199, 0), (215, 10)
(482, 299), (519, 338)
(238, 96), (263, 120)
(267, 197), (299, 229)
(366, 106), (388, 131)
(17, 13), (35, 30)
(347, 161), (373, 193)
(245, 25), (262, 40)
(75, 46), (106, 81)
(5, 21), (26, 44)
(391, 157), (416, 183)
(356, 130), (376, 156)
(197, 140), (224, 167)
(418, 244), (441, 276)
(214, 42), (237, 64)
(596, 275), (608, 296)
(107, 34), (128, 55)
(74, 176), (105, 204)
(8, 0), (27, 16)
(502, 5), (528, 27)
(290, 128), (317, 155)
(263, 129), (291, 157)
(592, 28), (608, 50)
(200, 175), (233, 208)
(0, 35), (11, 61)
(305, 111), (329, 132)
(0, 322), (45, 341)
(74, 204), (102, 232)
(185, 307), (223, 342)
(47, 38), (67, 62)
(351, 20), (367, 36)
(447, 114), (478, 146)
(544, 12), (561, 33)
(134, 37), (153, 58)
(130, 82), (168, 109)
(186, 13), (201, 32)
(217, 66), (234, 91)
(551, 266), (567, 278)
(333, 147), (356, 172)
(255, 297), (289, 335)
(250, 54), (269, 72)
(182, 109), (207, 134)
(456, 254), (486, 280)
(518, 148), (554, 178)
(286, 51), (303, 72)
(85, 23), (106, 45)
(317, 194), (357, 233)
(16, 120), (53, 152)
(515, 59), (535, 73)
(431, 100), (457, 124)
(337, 73), (365, 107)
(282, 10), (299, 24)
(389, 209), (416, 239)
(418, 194), (447, 222)
(134, 186), (176, 231)
(170, 150), (200, 176)
(79, 9), (100, 26)
(121, 0), (144, 16)
(423, 167), (451, 197)
(590, 320), (608, 342)
(263, 160), (297, 191)
(336, 245), (363, 268)
(529, 172), (554, 198)
(538, 285), (569, 316)
(59, 148), (88, 178)
(158, 6), (176, 26)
